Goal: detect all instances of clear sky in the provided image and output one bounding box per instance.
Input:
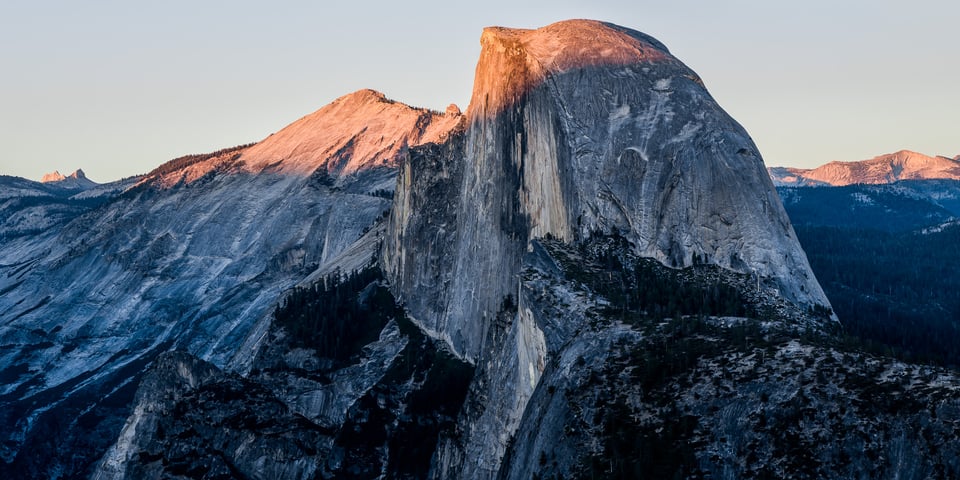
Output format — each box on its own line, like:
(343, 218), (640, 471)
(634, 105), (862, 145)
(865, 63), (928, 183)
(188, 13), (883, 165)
(1, 1), (957, 183)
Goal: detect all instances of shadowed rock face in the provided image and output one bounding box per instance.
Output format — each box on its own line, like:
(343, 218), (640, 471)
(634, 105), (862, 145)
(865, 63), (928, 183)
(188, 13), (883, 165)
(385, 19), (830, 361)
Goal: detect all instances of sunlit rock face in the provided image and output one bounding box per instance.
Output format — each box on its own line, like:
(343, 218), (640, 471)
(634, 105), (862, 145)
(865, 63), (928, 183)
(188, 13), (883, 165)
(241, 89), (461, 177)
(385, 19), (829, 361)
(0, 90), (461, 478)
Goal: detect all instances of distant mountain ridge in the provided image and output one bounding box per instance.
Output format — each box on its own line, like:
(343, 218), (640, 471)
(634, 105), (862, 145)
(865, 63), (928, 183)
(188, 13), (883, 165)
(769, 150), (960, 186)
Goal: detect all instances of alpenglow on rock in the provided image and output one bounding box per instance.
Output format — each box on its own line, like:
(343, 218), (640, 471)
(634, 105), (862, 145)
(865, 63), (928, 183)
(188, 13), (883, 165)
(384, 19), (830, 361)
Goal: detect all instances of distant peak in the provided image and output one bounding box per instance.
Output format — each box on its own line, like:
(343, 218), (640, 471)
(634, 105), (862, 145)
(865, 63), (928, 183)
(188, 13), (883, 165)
(40, 170), (66, 183)
(38, 168), (97, 188)
(336, 89), (390, 106)
(891, 149), (922, 156)
(878, 150), (927, 162)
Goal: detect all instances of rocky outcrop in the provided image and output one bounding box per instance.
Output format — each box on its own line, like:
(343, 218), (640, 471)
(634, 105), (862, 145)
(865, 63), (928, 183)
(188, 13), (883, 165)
(92, 269), (473, 480)
(92, 351), (330, 480)
(497, 238), (960, 479)
(769, 150), (960, 186)
(503, 248), (960, 479)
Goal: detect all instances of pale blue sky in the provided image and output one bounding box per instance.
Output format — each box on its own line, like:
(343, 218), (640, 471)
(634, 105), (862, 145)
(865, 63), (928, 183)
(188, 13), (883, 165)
(1, 1), (957, 182)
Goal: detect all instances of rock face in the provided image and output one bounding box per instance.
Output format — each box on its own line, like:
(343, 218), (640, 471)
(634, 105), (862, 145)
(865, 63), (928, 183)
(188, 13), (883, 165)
(91, 351), (323, 480)
(769, 150), (960, 186)
(0, 90), (460, 478)
(385, 19), (828, 361)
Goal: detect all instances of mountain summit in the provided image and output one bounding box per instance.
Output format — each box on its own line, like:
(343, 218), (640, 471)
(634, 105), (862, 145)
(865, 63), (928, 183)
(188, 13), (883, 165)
(241, 89), (462, 177)
(40, 170), (67, 183)
(769, 150), (960, 186)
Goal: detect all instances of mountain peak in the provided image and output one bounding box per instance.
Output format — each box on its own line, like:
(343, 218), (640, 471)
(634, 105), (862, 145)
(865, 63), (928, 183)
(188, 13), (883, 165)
(469, 20), (674, 119)
(241, 89), (462, 177)
(40, 170), (66, 183)
(337, 88), (389, 106)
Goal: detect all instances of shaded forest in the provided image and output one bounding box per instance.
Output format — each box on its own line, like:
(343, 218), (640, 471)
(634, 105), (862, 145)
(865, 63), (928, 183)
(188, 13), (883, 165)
(272, 266), (403, 366)
(795, 224), (960, 367)
(547, 233), (756, 324)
